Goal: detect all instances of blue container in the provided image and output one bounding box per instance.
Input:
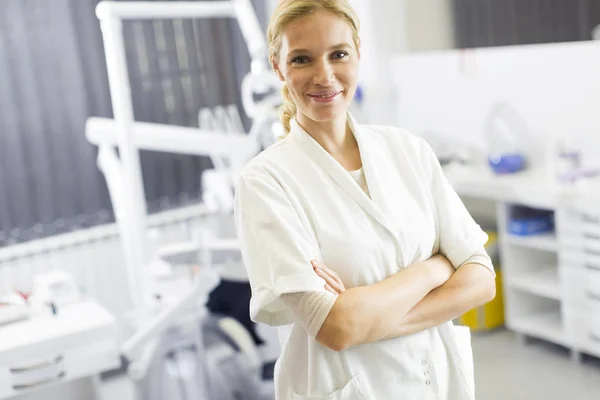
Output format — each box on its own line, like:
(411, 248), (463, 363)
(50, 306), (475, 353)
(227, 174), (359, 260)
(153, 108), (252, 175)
(488, 153), (526, 175)
(508, 214), (554, 236)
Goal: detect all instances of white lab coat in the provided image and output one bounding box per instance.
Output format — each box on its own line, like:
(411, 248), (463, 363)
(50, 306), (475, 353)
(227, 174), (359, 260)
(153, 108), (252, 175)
(234, 114), (488, 399)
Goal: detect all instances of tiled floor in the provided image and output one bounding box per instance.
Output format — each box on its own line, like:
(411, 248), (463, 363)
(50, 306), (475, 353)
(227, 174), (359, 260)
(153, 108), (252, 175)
(101, 328), (600, 400)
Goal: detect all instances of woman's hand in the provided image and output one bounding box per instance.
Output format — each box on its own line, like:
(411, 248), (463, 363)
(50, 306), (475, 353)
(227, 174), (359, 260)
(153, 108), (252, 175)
(311, 260), (346, 295)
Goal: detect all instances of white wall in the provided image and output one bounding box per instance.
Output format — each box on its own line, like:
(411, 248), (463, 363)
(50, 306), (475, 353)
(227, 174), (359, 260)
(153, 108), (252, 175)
(391, 41), (600, 169)
(349, 0), (456, 125)
(345, 0), (408, 125)
(404, 0), (455, 52)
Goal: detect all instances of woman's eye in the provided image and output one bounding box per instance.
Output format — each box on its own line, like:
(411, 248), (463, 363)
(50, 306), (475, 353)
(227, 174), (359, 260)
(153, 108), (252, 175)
(332, 51), (349, 60)
(291, 56), (310, 64)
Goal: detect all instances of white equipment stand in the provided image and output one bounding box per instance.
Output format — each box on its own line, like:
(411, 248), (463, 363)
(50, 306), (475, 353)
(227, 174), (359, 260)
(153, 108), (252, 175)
(89, 0), (280, 311)
(87, 2), (282, 399)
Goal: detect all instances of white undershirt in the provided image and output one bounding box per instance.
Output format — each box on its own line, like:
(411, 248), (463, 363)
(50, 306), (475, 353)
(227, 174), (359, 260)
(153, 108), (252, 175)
(348, 167), (370, 197)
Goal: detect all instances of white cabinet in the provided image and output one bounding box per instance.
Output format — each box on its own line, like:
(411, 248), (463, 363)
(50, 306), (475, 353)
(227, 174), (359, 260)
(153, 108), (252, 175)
(446, 165), (600, 361)
(564, 312), (600, 359)
(0, 300), (120, 399)
(495, 198), (600, 361)
(556, 204), (600, 360)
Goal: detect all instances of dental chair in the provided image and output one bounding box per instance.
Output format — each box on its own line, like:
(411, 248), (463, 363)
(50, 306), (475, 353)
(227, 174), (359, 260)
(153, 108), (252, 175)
(123, 268), (274, 400)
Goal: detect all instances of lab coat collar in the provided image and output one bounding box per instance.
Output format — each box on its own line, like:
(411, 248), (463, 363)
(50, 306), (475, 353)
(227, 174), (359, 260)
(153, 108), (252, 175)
(288, 114), (402, 257)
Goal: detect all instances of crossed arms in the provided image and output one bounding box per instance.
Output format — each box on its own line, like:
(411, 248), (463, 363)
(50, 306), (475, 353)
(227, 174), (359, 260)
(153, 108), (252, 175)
(311, 253), (496, 352)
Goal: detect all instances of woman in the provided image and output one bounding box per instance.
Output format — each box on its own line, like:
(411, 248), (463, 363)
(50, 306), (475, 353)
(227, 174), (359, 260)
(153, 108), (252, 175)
(234, 1), (496, 399)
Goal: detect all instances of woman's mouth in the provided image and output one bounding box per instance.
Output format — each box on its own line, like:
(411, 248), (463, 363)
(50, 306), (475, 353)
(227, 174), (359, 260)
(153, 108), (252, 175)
(307, 91), (342, 102)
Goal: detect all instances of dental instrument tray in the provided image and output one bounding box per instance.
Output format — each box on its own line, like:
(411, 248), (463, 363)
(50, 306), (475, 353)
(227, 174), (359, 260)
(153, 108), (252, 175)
(507, 206), (554, 236)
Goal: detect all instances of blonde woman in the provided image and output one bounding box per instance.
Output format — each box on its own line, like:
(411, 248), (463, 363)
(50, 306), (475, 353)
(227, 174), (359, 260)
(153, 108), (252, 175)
(234, 1), (496, 399)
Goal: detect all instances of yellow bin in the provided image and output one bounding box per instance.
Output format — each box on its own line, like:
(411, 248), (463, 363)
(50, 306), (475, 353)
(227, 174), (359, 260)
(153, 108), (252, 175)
(457, 232), (505, 331)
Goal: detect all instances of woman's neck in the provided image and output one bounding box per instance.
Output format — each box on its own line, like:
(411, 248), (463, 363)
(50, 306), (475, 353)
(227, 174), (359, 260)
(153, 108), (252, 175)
(296, 112), (362, 170)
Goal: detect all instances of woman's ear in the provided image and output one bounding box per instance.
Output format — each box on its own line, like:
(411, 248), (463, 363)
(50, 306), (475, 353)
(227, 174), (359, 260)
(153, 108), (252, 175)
(272, 59), (285, 82)
(356, 36), (361, 60)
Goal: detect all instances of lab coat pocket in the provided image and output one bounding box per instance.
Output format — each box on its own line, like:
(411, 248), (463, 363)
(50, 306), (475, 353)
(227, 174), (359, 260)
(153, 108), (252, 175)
(292, 375), (370, 400)
(454, 325), (475, 396)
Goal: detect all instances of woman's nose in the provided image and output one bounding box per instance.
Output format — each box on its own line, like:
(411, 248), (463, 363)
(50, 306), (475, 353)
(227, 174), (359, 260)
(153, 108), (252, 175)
(313, 61), (335, 86)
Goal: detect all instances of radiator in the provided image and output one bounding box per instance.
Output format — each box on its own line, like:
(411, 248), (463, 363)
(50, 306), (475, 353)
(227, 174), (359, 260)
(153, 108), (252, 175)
(0, 203), (216, 318)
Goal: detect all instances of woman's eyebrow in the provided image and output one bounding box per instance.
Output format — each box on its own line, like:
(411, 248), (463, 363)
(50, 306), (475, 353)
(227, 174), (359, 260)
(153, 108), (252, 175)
(288, 48), (310, 57)
(288, 43), (353, 57)
(329, 43), (352, 51)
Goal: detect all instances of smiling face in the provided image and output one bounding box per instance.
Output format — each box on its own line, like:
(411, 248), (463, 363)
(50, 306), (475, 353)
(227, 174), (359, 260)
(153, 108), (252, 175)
(273, 10), (360, 128)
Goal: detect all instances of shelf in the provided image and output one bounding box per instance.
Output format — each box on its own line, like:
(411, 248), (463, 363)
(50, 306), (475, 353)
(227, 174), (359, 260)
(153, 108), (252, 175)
(504, 232), (557, 252)
(508, 267), (561, 300)
(509, 310), (569, 347)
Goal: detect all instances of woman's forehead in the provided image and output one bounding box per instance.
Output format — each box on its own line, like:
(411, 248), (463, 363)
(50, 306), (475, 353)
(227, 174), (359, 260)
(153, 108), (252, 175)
(281, 11), (354, 51)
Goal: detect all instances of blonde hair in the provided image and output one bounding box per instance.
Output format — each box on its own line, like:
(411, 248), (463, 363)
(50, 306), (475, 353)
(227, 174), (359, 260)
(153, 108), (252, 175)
(267, 0), (360, 134)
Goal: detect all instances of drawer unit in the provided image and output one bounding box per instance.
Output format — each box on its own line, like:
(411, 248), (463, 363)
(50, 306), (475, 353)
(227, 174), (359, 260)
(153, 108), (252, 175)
(556, 208), (600, 229)
(0, 338), (119, 399)
(564, 311), (600, 359)
(561, 206), (600, 360)
(6, 355), (66, 392)
(556, 209), (600, 253)
(559, 236), (600, 255)
(559, 251), (600, 273)
(559, 266), (600, 311)
(0, 301), (120, 399)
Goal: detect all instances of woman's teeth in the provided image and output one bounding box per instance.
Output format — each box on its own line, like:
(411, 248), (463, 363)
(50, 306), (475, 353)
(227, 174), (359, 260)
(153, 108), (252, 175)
(313, 93), (337, 98)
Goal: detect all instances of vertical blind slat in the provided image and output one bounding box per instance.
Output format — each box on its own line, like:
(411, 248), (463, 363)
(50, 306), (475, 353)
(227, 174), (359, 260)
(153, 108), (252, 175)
(453, 0), (599, 48)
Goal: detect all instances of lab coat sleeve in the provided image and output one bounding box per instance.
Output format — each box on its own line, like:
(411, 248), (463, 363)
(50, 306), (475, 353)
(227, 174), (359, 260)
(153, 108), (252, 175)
(464, 247), (495, 276)
(420, 140), (490, 269)
(280, 292), (337, 339)
(234, 173), (326, 326)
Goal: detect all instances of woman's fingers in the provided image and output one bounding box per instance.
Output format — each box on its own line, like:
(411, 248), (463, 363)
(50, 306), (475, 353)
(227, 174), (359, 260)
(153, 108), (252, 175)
(311, 260), (346, 293)
(316, 268), (345, 293)
(316, 263), (345, 290)
(311, 260), (339, 280)
(324, 283), (338, 295)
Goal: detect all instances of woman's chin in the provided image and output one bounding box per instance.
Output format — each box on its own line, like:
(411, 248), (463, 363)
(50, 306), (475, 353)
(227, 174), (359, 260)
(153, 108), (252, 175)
(305, 107), (348, 123)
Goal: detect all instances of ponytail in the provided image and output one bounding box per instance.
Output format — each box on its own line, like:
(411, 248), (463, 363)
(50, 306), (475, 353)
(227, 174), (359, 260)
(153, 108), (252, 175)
(280, 84), (297, 135)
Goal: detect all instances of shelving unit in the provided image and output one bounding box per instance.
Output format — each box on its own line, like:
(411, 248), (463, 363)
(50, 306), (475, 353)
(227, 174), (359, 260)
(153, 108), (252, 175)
(494, 200), (600, 362)
(508, 267), (560, 300)
(509, 310), (568, 347)
(497, 204), (566, 349)
(446, 164), (600, 363)
(504, 232), (557, 252)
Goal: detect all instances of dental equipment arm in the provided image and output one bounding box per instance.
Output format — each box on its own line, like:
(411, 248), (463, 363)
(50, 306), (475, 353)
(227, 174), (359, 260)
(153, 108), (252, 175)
(87, 117), (259, 169)
(91, 1), (274, 309)
(96, 0), (266, 58)
(121, 270), (220, 367)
